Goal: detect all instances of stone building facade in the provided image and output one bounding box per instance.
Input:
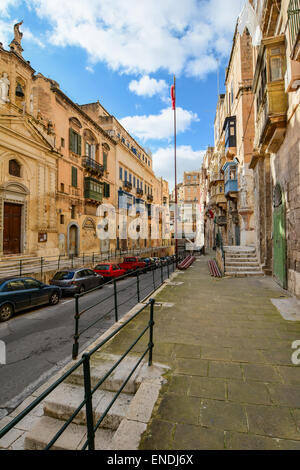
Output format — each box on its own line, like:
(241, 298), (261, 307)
(0, 29), (60, 258)
(249, 0), (300, 295)
(0, 24), (171, 259)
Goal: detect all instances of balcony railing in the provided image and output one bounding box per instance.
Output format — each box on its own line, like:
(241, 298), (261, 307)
(82, 157), (104, 177)
(136, 188), (144, 196)
(288, 0), (300, 60)
(147, 194), (154, 202)
(123, 181), (133, 191)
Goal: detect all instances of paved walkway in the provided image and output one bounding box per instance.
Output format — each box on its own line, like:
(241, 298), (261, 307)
(102, 253), (300, 450)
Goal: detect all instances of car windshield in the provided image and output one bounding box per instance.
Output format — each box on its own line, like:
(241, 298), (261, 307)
(95, 265), (110, 270)
(53, 271), (75, 280)
(124, 258), (136, 262)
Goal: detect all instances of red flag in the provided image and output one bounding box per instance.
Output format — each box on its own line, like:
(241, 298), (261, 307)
(171, 84), (176, 110)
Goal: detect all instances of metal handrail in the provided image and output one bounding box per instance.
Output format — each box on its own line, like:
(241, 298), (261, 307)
(72, 258), (176, 359)
(0, 299), (156, 451)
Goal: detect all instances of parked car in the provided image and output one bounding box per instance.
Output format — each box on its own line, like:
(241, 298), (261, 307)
(140, 258), (156, 271)
(93, 264), (126, 281)
(159, 257), (169, 266)
(0, 277), (61, 322)
(50, 269), (104, 295)
(118, 257), (147, 273)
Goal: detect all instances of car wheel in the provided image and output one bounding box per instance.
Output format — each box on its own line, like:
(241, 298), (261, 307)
(0, 303), (13, 322)
(79, 285), (85, 294)
(49, 292), (60, 306)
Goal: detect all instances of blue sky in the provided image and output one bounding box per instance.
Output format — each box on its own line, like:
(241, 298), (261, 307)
(0, 0), (245, 189)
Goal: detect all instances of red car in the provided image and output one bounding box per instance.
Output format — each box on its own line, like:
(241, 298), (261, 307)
(118, 257), (147, 273)
(93, 263), (126, 281)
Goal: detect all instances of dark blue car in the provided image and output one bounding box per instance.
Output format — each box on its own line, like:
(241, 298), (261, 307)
(0, 277), (62, 322)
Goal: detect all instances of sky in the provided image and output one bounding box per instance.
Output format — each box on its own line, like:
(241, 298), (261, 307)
(0, 0), (245, 190)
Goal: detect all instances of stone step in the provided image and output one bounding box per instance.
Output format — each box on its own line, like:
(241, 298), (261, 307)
(225, 254), (258, 259)
(225, 271), (264, 277)
(66, 354), (144, 394)
(24, 415), (114, 450)
(226, 261), (260, 267)
(224, 246), (256, 253)
(225, 266), (261, 272)
(43, 383), (133, 431)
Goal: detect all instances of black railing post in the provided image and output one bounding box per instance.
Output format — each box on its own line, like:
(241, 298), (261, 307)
(83, 253), (85, 266)
(19, 260), (22, 277)
(73, 295), (80, 360)
(113, 280), (118, 322)
(58, 255), (61, 271)
(92, 252), (95, 266)
(160, 263), (163, 285)
(148, 299), (155, 366)
(136, 271), (140, 302)
(167, 261), (170, 278)
(152, 266), (156, 290)
(82, 353), (95, 450)
(71, 254), (74, 269)
(41, 257), (44, 277)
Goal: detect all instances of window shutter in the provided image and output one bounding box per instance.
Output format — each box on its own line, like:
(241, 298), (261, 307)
(103, 183), (110, 198)
(103, 152), (108, 171)
(78, 134), (82, 156)
(72, 167), (78, 187)
(69, 128), (74, 152)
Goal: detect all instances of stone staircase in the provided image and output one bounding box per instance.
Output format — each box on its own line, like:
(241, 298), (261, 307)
(224, 246), (264, 278)
(24, 353), (168, 450)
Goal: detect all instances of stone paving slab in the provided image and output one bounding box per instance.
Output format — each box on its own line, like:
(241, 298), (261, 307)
(99, 254), (300, 449)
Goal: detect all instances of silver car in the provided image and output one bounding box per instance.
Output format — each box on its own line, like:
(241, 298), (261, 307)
(50, 269), (104, 295)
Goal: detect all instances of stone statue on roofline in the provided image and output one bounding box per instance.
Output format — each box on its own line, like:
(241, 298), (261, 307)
(9, 21), (24, 56)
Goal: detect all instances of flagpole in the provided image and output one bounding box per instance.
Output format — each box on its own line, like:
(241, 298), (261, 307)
(173, 75), (178, 266)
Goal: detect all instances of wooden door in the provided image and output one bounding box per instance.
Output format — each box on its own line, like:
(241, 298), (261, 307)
(3, 203), (22, 254)
(273, 185), (287, 289)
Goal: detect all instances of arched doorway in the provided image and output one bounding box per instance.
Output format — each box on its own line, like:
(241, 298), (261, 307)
(68, 223), (79, 257)
(273, 184), (287, 289)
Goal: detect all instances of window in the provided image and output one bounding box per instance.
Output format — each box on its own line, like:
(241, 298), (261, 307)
(133, 176), (136, 187)
(5, 280), (25, 291)
(120, 167), (123, 180)
(69, 128), (82, 156)
(71, 205), (76, 219)
(86, 142), (96, 159)
(270, 56), (282, 81)
(60, 183), (65, 193)
(125, 170), (128, 182)
(129, 174), (132, 184)
(9, 159), (21, 177)
(23, 279), (42, 289)
(60, 214), (65, 224)
(71, 167), (78, 188)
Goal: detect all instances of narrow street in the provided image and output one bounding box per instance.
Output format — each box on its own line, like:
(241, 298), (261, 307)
(0, 266), (170, 411)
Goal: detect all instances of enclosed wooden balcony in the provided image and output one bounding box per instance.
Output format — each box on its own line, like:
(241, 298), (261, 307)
(288, 0), (300, 62)
(84, 177), (103, 204)
(253, 35), (288, 153)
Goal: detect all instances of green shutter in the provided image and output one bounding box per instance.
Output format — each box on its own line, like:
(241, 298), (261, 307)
(105, 183), (110, 198)
(78, 134), (82, 156)
(72, 167), (78, 187)
(103, 152), (108, 171)
(69, 128), (74, 152)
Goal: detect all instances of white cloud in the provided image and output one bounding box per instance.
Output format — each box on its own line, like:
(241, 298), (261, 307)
(0, 0), (20, 16)
(153, 145), (205, 190)
(19, 0), (244, 78)
(119, 107), (198, 141)
(129, 75), (168, 98)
